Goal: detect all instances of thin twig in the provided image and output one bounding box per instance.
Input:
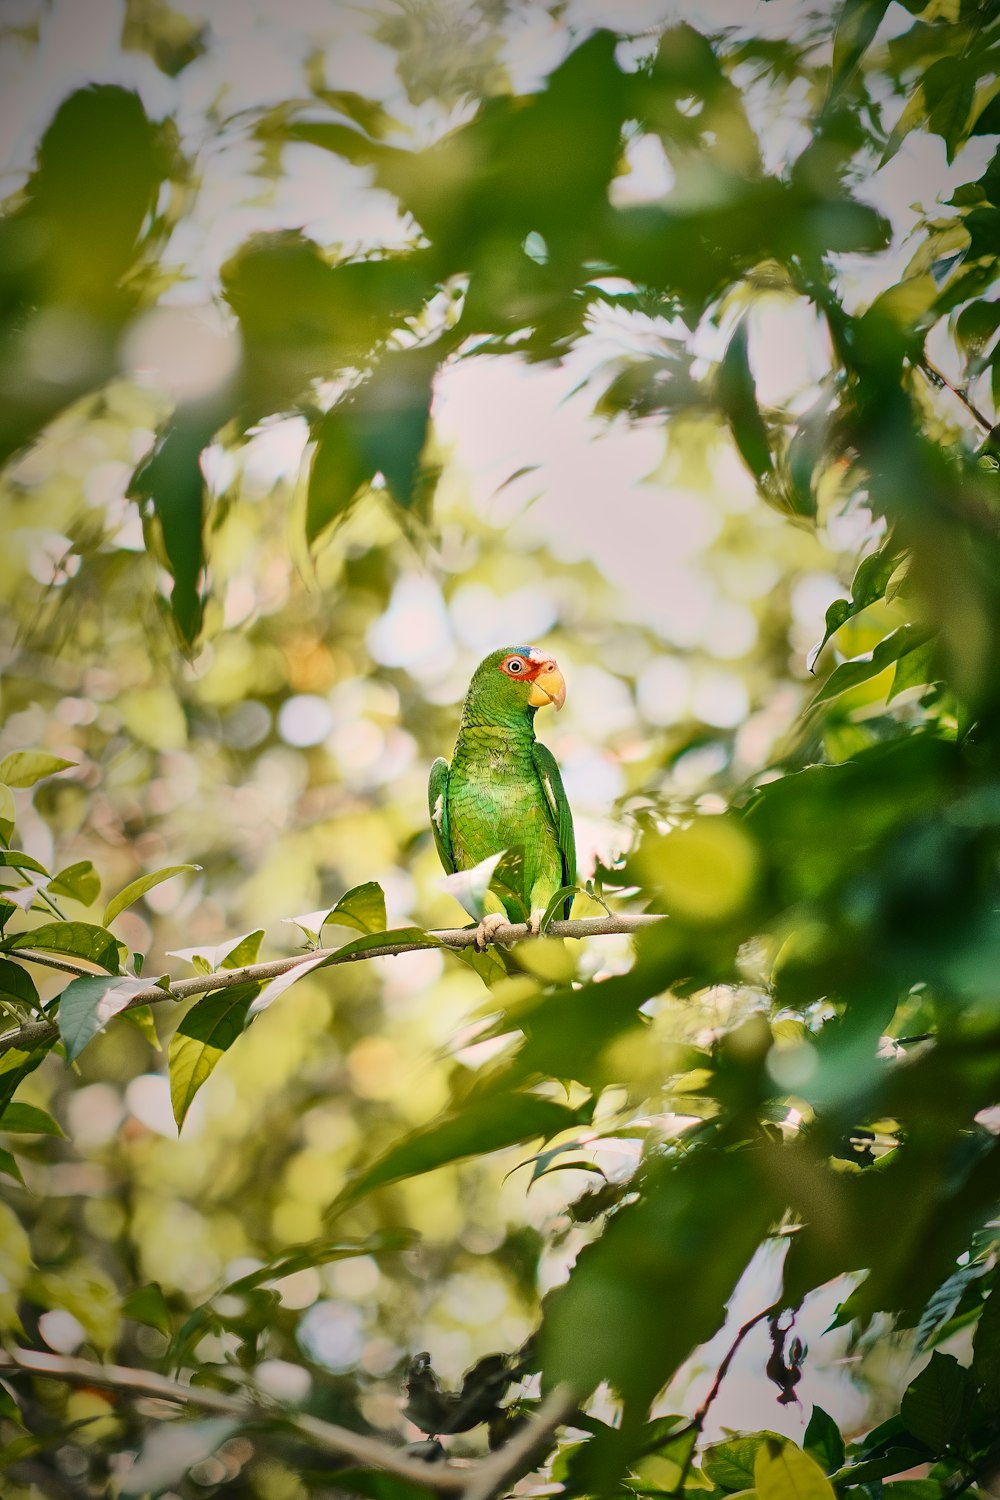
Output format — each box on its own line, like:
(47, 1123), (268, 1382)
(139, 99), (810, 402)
(917, 356), (995, 437)
(0, 914), (663, 1057)
(461, 1385), (579, 1500)
(671, 1304), (779, 1495)
(0, 1346), (469, 1492)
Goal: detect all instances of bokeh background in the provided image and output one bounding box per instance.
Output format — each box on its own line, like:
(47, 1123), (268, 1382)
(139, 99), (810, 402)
(1, 1), (996, 1492)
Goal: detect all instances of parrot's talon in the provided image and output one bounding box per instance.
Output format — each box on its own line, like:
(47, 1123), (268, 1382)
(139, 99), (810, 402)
(527, 910), (544, 937)
(474, 912), (507, 950)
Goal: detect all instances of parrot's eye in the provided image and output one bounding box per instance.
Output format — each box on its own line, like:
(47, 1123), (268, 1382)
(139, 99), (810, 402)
(502, 657), (526, 675)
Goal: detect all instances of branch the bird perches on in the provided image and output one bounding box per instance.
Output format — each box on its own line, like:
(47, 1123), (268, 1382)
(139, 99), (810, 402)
(0, 914), (664, 1056)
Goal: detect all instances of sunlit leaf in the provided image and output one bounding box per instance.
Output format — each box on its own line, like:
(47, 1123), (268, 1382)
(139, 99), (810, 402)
(0, 785), (13, 843)
(336, 1092), (588, 1207)
(220, 929), (264, 969)
(0, 752), (76, 788)
(169, 984), (257, 1128)
(808, 625), (935, 708)
(0, 1102), (64, 1137)
(103, 864), (200, 927)
(755, 1439), (836, 1500)
(47, 861), (100, 906)
(6, 921), (119, 972)
(326, 880), (387, 936)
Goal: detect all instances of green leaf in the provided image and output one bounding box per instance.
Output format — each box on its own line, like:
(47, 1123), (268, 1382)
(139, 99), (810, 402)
(717, 319), (773, 482)
(119, 1004), (161, 1049)
(223, 1228), (417, 1293)
(971, 1284), (1000, 1398)
(122, 1281), (172, 1335)
(0, 1147), (25, 1185)
(539, 885), (579, 932)
(246, 950), (334, 1019)
(705, 1434), (789, 1492)
(168, 930), (260, 971)
(326, 881), (387, 936)
(889, 637), (938, 701)
(307, 402), (377, 543)
(830, 1450), (930, 1486)
(121, 1418), (238, 1496)
(0, 959), (39, 1011)
(755, 1439), (836, 1500)
(808, 543), (903, 666)
(808, 624), (934, 709)
(441, 850), (509, 922)
(128, 417), (218, 645)
(0, 1102), (64, 1137)
(899, 1351), (971, 1451)
(220, 929), (264, 968)
(0, 784), (14, 842)
(915, 1263), (988, 1351)
(6, 921), (119, 971)
(47, 861), (100, 906)
(0, 850), (50, 878)
(336, 1092), (585, 1208)
(831, 0), (890, 97)
(57, 974), (150, 1062)
(803, 1408), (845, 1474)
(103, 864), (200, 927)
(0, 752), (76, 789)
(169, 984), (257, 1129)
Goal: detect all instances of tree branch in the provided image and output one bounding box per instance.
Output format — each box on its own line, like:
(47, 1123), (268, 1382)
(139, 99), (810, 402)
(462, 1385), (579, 1500)
(916, 355), (996, 438)
(0, 1348), (577, 1499)
(0, 914), (663, 1057)
(0, 1345), (466, 1493)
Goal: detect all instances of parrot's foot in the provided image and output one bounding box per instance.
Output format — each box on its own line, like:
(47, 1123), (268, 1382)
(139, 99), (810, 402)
(474, 912), (508, 950)
(527, 909), (545, 937)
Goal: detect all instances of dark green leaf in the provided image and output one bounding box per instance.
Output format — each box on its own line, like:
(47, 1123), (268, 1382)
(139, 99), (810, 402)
(704, 1432), (789, 1491)
(47, 860), (100, 906)
(899, 1351), (970, 1451)
(915, 1263), (988, 1352)
(307, 401), (378, 543)
(971, 1284), (1000, 1398)
(0, 752), (76, 788)
(128, 419), (217, 644)
(0, 1146), (25, 1185)
(717, 319), (773, 482)
(0, 1102), (63, 1137)
(103, 864), (200, 927)
(336, 1093), (587, 1207)
(803, 1407), (845, 1473)
(57, 974), (150, 1062)
(6, 921), (120, 972)
(122, 1281), (173, 1335)
(168, 984), (257, 1128)
(831, 0), (891, 97)
(0, 959), (39, 1011)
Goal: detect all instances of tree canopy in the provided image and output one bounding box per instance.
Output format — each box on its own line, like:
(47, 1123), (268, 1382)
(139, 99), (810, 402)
(2, 1), (1000, 1498)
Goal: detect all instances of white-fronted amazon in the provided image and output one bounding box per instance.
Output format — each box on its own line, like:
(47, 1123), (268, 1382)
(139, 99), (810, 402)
(428, 645), (576, 947)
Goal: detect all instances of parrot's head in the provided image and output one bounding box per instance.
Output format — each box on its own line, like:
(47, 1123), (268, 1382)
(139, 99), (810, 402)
(464, 645), (567, 724)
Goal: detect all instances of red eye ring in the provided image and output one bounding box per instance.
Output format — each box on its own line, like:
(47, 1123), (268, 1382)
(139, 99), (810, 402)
(501, 656), (528, 676)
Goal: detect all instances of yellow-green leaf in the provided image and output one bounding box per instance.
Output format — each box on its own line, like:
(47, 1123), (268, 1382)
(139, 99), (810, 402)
(103, 864), (200, 927)
(0, 752), (76, 788)
(755, 1440), (836, 1500)
(169, 984), (256, 1128)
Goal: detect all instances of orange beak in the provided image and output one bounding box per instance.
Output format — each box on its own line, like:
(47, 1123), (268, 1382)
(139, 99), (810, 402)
(528, 661), (566, 710)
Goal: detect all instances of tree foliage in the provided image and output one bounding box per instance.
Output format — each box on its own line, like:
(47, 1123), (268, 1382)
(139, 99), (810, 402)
(2, 1), (1000, 1498)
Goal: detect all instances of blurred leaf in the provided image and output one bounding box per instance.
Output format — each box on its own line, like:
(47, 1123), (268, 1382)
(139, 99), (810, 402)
(0, 851), (50, 877)
(0, 752), (76, 788)
(441, 850), (509, 922)
(223, 1229), (418, 1292)
(246, 950), (333, 1018)
(831, 0), (890, 97)
(899, 1351), (971, 1451)
(103, 863), (200, 927)
(122, 1280), (173, 1335)
(0, 1102), (64, 1137)
(129, 419), (217, 644)
(0, 786), (13, 843)
(0, 1148), (24, 1185)
(540, 1150), (780, 1408)
(121, 1418), (238, 1496)
(57, 974), (150, 1062)
(122, 0), (208, 77)
(717, 319), (773, 482)
(6, 921), (119, 972)
(47, 861), (100, 906)
(306, 401), (378, 544)
(916, 1262), (988, 1350)
(169, 984), (257, 1128)
(755, 1439), (835, 1500)
(336, 1092), (588, 1207)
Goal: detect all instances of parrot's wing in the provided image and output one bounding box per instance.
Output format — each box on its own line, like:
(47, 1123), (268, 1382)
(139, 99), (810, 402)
(428, 756), (455, 874)
(531, 741), (576, 918)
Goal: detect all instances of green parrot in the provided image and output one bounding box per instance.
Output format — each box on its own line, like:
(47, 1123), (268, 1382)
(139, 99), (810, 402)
(428, 644), (576, 948)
